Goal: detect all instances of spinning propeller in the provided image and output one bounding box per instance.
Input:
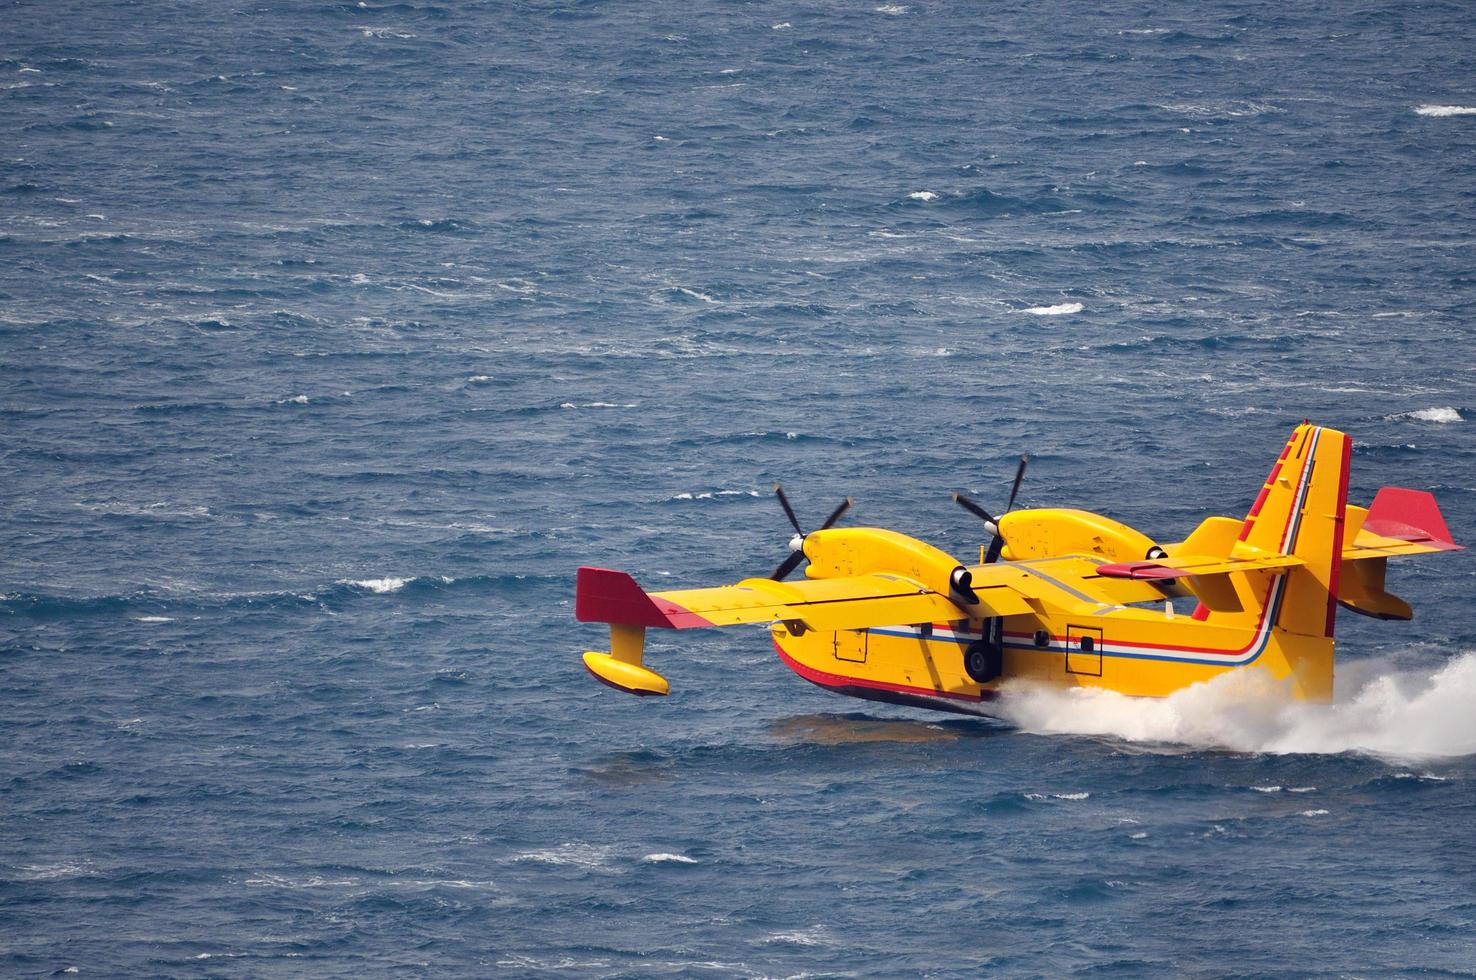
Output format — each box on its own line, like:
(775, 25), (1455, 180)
(954, 454), (1029, 564)
(770, 485), (852, 580)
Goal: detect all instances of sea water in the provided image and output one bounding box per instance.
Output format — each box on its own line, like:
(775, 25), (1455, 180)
(3, 1), (1475, 975)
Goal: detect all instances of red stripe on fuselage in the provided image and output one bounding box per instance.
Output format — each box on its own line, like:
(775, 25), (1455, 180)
(772, 636), (986, 703)
(1324, 432), (1351, 638)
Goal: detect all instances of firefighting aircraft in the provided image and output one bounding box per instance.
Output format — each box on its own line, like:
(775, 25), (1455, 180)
(575, 423), (1460, 715)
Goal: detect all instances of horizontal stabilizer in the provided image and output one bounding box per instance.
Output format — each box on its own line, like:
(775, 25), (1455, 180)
(1358, 487), (1461, 551)
(1094, 561), (1190, 581)
(1096, 551), (1302, 581)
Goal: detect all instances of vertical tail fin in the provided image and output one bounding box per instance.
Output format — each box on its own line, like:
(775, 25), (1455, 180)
(1235, 422), (1351, 640)
(1208, 423), (1351, 700)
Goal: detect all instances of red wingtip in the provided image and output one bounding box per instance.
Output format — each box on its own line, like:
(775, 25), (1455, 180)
(574, 567), (714, 628)
(575, 566), (671, 627)
(1363, 488), (1460, 550)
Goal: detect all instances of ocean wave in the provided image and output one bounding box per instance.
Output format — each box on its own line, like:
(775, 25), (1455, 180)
(1023, 302), (1084, 315)
(997, 652), (1476, 759)
(510, 843), (614, 869)
(1023, 791), (1090, 801)
(1414, 105), (1476, 117)
(667, 489), (761, 501)
(1388, 406), (1462, 424)
(641, 852), (698, 863)
(340, 577), (408, 594)
(0, 574), (521, 621)
(763, 926), (831, 947)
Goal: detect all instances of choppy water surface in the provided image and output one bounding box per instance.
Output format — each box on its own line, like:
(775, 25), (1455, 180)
(3, 1), (1475, 976)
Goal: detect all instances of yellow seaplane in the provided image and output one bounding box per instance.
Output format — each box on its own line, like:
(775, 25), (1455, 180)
(575, 422), (1460, 715)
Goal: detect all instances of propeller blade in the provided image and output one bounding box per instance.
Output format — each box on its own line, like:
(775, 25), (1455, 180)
(1005, 454), (1029, 513)
(819, 496), (853, 530)
(984, 535), (1005, 564)
(771, 549), (807, 581)
(773, 484), (805, 537)
(953, 492), (998, 528)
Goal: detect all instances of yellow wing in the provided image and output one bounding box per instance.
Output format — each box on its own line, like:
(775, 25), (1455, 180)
(576, 565), (1033, 635)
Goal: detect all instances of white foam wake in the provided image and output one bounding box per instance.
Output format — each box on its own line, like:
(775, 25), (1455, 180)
(996, 653), (1476, 759)
(1415, 105), (1476, 117)
(1022, 302), (1083, 315)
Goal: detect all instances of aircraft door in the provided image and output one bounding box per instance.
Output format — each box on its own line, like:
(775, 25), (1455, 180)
(1065, 625), (1103, 677)
(834, 629), (868, 664)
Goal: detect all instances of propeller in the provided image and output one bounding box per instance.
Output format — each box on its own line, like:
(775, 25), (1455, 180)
(771, 485), (852, 580)
(954, 454), (1028, 564)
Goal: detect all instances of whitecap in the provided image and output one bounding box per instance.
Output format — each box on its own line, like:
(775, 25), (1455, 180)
(1415, 105), (1476, 117)
(511, 843), (613, 869)
(1300, 809), (1330, 817)
(642, 853), (698, 864)
(342, 577), (407, 593)
(908, 191), (938, 201)
(275, 394), (309, 405)
(1023, 302), (1084, 315)
(764, 926), (830, 947)
(1389, 406), (1462, 424)
(1023, 791), (1086, 801)
(1251, 785), (1281, 793)
(245, 872), (359, 888)
(133, 616), (174, 623)
(17, 862), (91, 881)
(772, 22), (791, 29)
(875, 4), (910, 13)
(1129, 831), (1148, 839)
(671, 489), (761, 501)
(467, 375), (494, 384)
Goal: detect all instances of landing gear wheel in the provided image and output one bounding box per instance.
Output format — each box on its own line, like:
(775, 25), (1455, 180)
(963, 640), (1003, 684)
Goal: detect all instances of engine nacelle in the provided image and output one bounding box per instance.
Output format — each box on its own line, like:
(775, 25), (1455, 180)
(998, 508), (1160, 564)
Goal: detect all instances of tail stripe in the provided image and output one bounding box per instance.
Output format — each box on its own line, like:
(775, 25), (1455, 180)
(1323, 432), (1352, 637)
(1278, 427), (1321, 554)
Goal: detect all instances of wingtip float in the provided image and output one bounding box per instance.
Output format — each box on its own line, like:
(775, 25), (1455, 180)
(575, 423), (1461, 715)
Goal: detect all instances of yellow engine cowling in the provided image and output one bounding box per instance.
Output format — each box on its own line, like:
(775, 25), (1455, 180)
(998, 509), (1160, 564)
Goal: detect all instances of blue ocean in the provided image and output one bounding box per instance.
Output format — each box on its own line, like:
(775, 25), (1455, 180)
(4, 1), (1475, 975)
